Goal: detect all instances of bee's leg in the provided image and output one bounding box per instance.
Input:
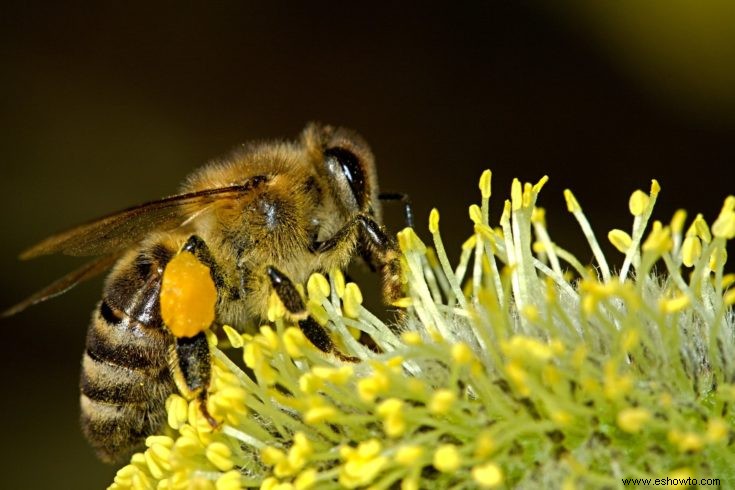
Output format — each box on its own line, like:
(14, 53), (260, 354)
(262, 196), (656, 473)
(181, 235), (225, 289)
(165, 237), (222, 427)
(312, 215), (404, 306)
(170, 332), (218, 427)
(378, 192), (414, 228)
(267, 266), (359, 362)
(354, 215), (404, 306)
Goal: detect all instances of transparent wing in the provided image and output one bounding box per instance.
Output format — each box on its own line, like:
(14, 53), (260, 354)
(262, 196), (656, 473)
(2, 253), (121, 317)
(20, 179), (264, 259)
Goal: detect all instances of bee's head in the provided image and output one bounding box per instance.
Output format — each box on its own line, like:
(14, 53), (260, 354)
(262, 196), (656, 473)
(303, 123), (381, 221)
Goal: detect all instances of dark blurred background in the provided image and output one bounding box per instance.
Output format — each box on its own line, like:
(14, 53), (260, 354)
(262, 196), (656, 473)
(2, 2), (734, 488)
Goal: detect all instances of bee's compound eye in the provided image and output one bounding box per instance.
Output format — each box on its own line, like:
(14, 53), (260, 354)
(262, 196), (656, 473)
(324, 146), (365, 208)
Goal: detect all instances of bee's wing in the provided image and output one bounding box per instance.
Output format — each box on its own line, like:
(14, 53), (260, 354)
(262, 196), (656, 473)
(20, 181), (262, 259)
(2, 253), (121, 317)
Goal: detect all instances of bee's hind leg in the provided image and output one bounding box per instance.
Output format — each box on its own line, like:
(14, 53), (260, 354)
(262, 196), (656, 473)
(170, 333), (218, 427)
(266, 266), (359, 362)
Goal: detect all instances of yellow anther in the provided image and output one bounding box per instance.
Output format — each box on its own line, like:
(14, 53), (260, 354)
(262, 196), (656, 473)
(451, 342), (473, 365)
(608, 229), (632, 253)
(522, 182), (533, 208)
(397, 228), (427, 253)
(166, 394), (188, 430)
(216, 470), (242, 490)
(628, 189), (650, 216)
(429, 389), (456, 415)
(298, 373), (322, 394)
(267, 291), (287, 322)
(283, 327), (307, 358)
(392, 297), (412, 308)
(649, 179), (661, 196)
(522, 304), (539, 323)
(472, 462), (503, 488)
(433, 444), (461, 473)
(617, 407), (650, 433)
(395, 445), (424, 466)
(668, 430), (704, 453)
(259, 325), (279, 350)
(343, 283), (363, 318)
(304, 404), (337, 425)
(511, 178), (522, 211)
(681, 236), (702, 267)
(306, 299), (329, 326)
(160, 251), (217, 338)
(712, 207), (735, 239)
(469, 204), (483, 224)
(307, 274), (330, 302)
(693, 214), (712, 242)
(332, 269), (346, 298)
(206, 442), (234, 472)
(671, 209), (687, 235)
(479, 169), (492, 199)
(294, 468), (317, 490)
(642, 221), (672, 253)
(563, 189), (580, 213)
(659, 293), (690, 314)
(429, 208), (440, 234)
(531, 206), (546, 224)
(723, 288), (735, 306)
(706, 418), (728, 443)
(401, 331), (423, 345)
(533, 175), (549, 194)
(222, 325), (244, 348)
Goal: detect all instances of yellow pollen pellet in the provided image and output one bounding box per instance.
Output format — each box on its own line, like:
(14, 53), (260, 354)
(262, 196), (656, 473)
(472, 462), (503, 488)
(160, 251), (217, 338)
(433, 444), (461, 473)
(659, 294), (690, 314)
(261, 446), (286, 466)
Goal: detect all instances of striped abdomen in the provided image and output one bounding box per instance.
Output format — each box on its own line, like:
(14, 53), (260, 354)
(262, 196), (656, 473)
(80, 246), (176, 463)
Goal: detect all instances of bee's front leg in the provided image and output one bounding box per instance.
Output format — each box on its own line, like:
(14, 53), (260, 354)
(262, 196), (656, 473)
(267, 266), (359, 362)
(311, 214), (404, 307)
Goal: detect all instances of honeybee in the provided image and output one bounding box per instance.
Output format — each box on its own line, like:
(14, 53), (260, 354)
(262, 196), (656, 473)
(5, 123), (408, 463)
